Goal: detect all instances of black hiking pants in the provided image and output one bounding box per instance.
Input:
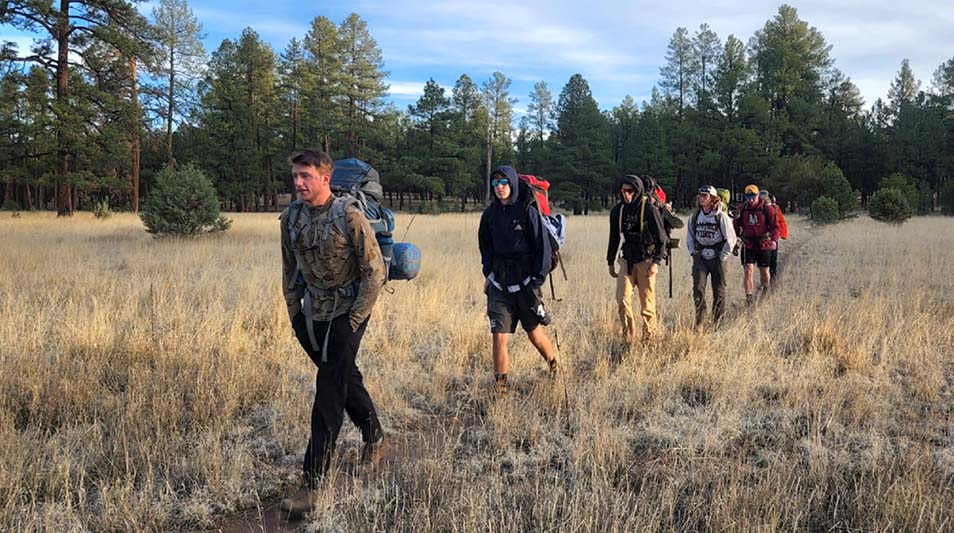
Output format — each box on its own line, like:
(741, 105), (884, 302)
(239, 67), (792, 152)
(692, 255), (727, 326)
(291, 312), (383, 487)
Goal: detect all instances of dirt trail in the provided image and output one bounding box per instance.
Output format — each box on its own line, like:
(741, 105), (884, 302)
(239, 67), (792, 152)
(211, 411), (482, 533)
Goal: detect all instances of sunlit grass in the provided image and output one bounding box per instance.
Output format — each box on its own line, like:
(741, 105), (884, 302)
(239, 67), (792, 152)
(1, 210), (952, 531)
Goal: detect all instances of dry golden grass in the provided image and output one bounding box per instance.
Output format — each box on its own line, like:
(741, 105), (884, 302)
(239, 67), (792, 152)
(1, 210), (952, 532)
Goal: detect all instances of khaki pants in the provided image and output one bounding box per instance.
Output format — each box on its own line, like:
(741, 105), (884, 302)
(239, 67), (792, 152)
(616, 258), (657, 341)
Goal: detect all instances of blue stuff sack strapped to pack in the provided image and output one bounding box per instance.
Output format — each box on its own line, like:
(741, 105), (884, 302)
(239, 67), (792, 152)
(389, 242), (422, 280)
(331, 158), (419, 282)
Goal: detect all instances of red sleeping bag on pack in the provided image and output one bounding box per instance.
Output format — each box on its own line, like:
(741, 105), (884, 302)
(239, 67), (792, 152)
(517, 174), (551, 216)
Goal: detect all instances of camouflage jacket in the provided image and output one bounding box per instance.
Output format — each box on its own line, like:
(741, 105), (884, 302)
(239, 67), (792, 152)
(281, 196), (385, 331)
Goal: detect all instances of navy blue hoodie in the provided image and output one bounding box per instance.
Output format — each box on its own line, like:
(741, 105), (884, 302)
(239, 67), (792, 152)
(478, 166), (553, 287)
(607, 174), (668, 268)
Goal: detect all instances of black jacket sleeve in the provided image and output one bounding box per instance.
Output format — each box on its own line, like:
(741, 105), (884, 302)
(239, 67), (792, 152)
(648, 203), (669, 264)
(478, 208), (493, 277)
(526, 207), (552, 285)
(607, 203), (621, 265)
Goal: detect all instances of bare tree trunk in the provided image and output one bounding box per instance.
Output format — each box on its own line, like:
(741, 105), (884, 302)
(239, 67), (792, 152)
(55, 0), (72, 217)
(166, 49), (175, 165)
(485, 137), (493, 203)
(25, 185), (34, 211)
(130, 56), (142, 213)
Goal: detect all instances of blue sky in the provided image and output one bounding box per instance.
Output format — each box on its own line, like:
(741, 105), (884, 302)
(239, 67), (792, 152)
(3, 0), (953, 115)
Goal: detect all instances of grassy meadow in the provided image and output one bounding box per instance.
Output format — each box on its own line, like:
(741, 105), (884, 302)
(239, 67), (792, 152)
(1, 209), (953, 531)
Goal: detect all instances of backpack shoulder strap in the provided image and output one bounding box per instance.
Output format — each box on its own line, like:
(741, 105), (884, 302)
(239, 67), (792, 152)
(324, 196), (359, 245)
(287, 199), (305, 243)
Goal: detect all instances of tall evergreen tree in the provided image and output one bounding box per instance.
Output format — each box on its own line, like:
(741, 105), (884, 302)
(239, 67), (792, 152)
(2, 0), (147, 215)
(692, 23), (722, 106)
(887, 58), (920, 118)
(149, 0), (205, 166)
(480, 71), (517, 199)
(553, 73), (614, 213)
(660, 27), (694, 116)
(302, 16), (341, 153)
(337, 13), (389, 157)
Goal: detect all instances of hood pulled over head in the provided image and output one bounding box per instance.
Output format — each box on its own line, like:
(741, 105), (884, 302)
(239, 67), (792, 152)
(618, 174), (644, 199)
(492, 165), (520, 204)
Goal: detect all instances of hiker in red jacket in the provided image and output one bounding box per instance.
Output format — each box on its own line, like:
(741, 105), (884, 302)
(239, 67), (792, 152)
(733, 184), (780, 305)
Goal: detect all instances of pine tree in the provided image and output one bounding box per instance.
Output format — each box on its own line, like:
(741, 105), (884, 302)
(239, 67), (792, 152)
(692, 24), (722, 106)
(887, 58), (920, 118)
(337, 13), (388, 158)
(660, 27), (694, 116)
(553, 74), (614, 213)
(2, 0), (148, 216)
(481, 71), (517, 199)
(302, 16), (341, 153)
(714, 35), (748, 122)
(149, 0), (205, 166)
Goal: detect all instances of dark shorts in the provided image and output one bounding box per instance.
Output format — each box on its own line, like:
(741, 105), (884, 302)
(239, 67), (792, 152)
(741, 247), (771, 268)
(486, 284), (548, 334)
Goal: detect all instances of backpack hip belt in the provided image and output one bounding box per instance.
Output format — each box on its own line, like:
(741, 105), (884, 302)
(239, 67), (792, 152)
(301, 280), (360, 362)
(699, 239), (726, 251)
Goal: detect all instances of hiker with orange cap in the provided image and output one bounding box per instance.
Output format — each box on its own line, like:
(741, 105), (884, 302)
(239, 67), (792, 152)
(733, 184), (780, 305)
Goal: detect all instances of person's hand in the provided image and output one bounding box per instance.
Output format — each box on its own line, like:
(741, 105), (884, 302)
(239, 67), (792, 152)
(648, 262), (658, 276)
(608, 264), (617, 278)
(768, 240), (778, 251)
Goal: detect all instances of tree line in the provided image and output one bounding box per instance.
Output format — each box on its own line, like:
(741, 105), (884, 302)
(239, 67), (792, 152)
(2, 2), (953, 216)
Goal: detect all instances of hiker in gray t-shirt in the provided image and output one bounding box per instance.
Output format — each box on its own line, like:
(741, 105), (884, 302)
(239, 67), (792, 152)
(686, 185), (737, 326)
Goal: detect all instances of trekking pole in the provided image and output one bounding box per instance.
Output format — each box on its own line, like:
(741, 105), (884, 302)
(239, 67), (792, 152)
(552, 328), (572, 433)
(668, 256), (673, 299)
(401, 214), (417, 242)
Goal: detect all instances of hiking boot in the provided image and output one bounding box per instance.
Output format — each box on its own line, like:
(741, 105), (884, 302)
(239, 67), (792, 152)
(279, 485), (316, 516)
(547, 358), (559, 377)
(745, 294), (755, 306)
(360, 437), (390, 467)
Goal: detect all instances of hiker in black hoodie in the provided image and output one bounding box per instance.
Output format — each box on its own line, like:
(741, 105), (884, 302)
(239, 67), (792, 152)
(478, 166), (558, 394)
(607, 175), (669, 342)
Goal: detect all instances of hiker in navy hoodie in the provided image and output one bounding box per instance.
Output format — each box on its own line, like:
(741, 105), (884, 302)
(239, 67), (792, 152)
(478, 166), (558, 394)
(607, 175), (669, 342)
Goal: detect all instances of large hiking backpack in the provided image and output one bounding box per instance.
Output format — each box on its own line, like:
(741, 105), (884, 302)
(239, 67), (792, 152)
(287, 158), (420, 283)
(330, 158), (420, 281)
(516, 174), (567, 298)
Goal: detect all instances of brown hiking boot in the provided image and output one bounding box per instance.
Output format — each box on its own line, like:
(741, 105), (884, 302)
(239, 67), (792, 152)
(495, 374), (509, 395)
(360, 437), (390, 467)
(547, 358), (559, 377)
(279, 485), (316, 516)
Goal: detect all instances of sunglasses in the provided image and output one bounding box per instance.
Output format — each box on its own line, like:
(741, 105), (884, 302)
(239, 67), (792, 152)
(621, 187), (636, 194)
(745, 193), (757, 198)
(491, 178), (510, 187)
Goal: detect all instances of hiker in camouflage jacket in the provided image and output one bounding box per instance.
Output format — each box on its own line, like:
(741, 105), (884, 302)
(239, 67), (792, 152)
(279, 149), (388, 516)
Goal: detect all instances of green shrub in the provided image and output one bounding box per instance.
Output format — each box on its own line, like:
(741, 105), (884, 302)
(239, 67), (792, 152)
(820, 163), (856, 214)
(810, 196), (840, 224)
(878, 173), (931, 215)
(942, 180), (954, 216)
(93, 200), (112, 219)
(869, 188), (912, 224)
(140, 164), (231, 237)
(3, 199), (20, 211)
